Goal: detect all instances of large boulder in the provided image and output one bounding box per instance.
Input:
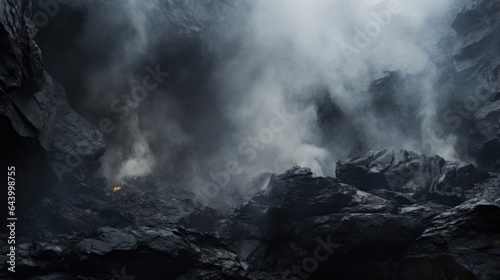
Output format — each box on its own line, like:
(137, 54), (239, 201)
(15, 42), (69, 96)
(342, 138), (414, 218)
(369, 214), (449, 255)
(336, 149), (490, 206)
(12, 74), (106, 180)
(210, 166), (425, 275)
(391, 200), (500, 280)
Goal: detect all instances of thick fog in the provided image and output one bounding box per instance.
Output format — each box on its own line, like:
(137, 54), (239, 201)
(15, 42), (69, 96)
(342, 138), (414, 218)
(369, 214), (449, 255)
(41, 0), (465, 206)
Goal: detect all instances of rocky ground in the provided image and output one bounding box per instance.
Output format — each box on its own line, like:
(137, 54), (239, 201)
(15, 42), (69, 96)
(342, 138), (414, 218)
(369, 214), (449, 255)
(0, 151), (499, 279)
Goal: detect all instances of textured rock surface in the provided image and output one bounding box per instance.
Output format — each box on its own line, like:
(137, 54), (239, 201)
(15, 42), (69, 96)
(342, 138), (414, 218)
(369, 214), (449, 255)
(0, 0), (105, 182)
(1, 226), (245, 280)
(446, 0), (500, 171)
(391, 201), (500, 280)
(2, 162), (499, 279)
(336, 149), (490, 206)
(0, 0), (44, 98)
(17, 75), (106, 177)
(470, 100), (500, 170)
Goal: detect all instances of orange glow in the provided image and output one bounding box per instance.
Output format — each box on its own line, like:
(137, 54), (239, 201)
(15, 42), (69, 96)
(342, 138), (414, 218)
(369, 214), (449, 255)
(113, 186), (122, 192)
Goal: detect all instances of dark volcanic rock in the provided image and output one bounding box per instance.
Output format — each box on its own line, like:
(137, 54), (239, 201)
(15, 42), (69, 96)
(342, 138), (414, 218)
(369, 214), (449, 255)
(0, 0), (107, 243)
(242, 166), (397, 220)
(109, 175), (201, 227)
(23, 174), (203, 240)
(445, 0), (500, 171)
(15, 74), (106, 179)
(0, 0), (105, 183)
(470, 100), (500, 170)
(1, 226), (246, 280)
(336, 149), (490, 206)
(391, 201), (500, 280)
(210, 166), (423, 275)
(451, 0), (500, 71)
(0, 0), (44, 97)
(2, 166), (500, 279)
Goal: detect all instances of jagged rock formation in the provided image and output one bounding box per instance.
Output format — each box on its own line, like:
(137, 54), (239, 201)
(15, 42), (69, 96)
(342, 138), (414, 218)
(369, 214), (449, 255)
(336, 149), (490, 206)
(0, 0), (44, 97)
(1, 159), (498, 279)
(0, 0), (105, 182)
(1, 226), (245, 279)
(447, 0), (500, 170)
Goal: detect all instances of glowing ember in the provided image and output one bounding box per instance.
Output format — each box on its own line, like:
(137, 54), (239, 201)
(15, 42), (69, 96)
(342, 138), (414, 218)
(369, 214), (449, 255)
(113, 186), (122, 192)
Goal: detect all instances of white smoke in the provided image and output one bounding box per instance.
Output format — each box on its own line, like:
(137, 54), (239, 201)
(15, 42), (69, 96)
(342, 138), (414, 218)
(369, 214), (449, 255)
(72, 0), (461, 195)
(204, 0), (458, 178)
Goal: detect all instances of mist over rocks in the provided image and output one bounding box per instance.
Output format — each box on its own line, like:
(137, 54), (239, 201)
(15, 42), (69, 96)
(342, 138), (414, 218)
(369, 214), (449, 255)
(25, 0), (500, 184)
